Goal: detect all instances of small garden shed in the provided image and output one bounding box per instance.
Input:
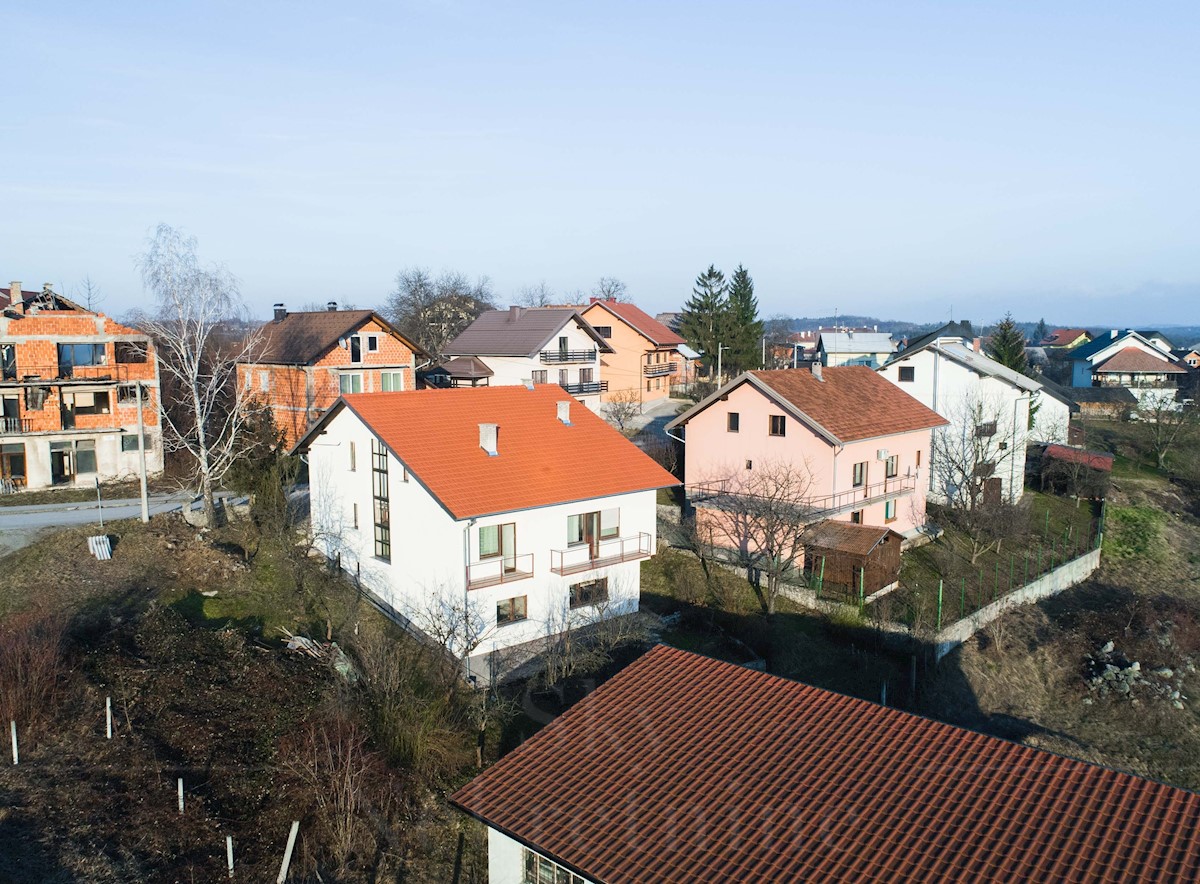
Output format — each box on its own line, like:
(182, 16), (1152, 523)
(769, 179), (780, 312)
(804, 520), (903, 599)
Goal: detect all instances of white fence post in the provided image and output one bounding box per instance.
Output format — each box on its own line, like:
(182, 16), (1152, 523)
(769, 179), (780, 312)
(10, 721), (16, 765)
(277, 821), (300, 883)
(178, 778), (184, 814)
(106, 696), (113, 739)
(226, 835), (234, 878)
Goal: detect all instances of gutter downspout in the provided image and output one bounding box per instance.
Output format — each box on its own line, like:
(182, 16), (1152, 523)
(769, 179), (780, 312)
(462, 516), (478, 676)
(1011, 393), (1030, 503)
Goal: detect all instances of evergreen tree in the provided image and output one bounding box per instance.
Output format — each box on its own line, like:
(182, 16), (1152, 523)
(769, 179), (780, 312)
(987, 312), (1030, 375)
(725, 264), (765, 374)
(1032, 317), (1049, 344)
(679, 265), (728, 378)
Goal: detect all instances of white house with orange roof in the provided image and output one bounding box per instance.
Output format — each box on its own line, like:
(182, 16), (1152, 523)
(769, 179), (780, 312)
(293, 384), (677, 680)
(578, 297), (688, 408)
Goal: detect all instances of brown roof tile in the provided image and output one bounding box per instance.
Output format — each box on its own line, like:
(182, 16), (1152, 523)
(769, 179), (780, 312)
(750, 367), (948, 442)
(1093, 347), (1186, 374)
(444, 307), (613, 357)
(250, 309), (425, 365)
(450, 645), (1200, 883)
(804, 519), (898, 556)
(585, 299), (686, 346)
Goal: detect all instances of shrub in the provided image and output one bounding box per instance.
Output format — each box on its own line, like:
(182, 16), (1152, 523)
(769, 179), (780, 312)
(0, 610), (67, 730)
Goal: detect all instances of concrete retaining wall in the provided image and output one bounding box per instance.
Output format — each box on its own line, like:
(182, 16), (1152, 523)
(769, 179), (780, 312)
(934, 547), (1101, 661)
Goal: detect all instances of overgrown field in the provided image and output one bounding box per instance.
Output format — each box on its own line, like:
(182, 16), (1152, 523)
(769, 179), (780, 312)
(0, 516), (490, 883)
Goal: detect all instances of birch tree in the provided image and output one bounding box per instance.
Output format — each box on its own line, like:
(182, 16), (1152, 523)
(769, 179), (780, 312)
(137, 224), (260, 525)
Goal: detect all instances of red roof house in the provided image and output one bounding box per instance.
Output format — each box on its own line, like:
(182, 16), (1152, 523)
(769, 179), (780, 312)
(452, 645), (1200, 883)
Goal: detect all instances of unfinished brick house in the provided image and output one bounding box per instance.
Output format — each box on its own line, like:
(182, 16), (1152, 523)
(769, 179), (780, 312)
(236, 303), (429, 446)
(0, 282), (163, 492)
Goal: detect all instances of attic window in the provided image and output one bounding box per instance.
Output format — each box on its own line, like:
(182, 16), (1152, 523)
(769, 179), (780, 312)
(367, 335), (379, 352)
(594, 326), (612, 339)
(769, 415), (786, 437)
(899, 366), (915, 382)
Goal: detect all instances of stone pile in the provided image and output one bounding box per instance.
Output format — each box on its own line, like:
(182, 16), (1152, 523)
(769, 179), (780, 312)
(1082, 640), (1191, 709)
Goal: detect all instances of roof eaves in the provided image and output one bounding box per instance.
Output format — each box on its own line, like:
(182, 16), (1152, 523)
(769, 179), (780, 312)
(665, 373), (843, 446)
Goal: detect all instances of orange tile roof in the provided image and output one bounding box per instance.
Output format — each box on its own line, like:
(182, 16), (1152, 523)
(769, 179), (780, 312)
(1094, 347), (1186, 374)
(451, 645), (1200, 883)
(586, 299), (686, 346)
(751, 367), (948, 442)
(330, 385), (678, 519)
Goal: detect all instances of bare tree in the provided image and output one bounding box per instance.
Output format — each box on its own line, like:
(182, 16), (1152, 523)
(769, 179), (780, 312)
(385, 267), (495, 360)
(591, 277), (627, 301)
(695, 460), (817, 615)
(601, 388), (642, 434)
(1134, 390), (1197, 470)
(516, 281), (555, 307)
(136, 224), (260, 525)
(72, 274), (104, 312)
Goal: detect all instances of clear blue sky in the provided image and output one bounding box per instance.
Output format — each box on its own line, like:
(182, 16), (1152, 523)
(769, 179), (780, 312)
(4, 1), (1198, 326)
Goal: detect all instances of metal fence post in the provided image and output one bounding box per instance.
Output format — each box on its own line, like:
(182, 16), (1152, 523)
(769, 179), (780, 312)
(858, 567), (865, 613)
(937, 580), (943, 631)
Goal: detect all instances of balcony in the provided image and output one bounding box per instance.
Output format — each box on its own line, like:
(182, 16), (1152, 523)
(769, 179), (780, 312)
(643, 362), (678, 378)
(0, 417), (32, 434)
(551, 532), (652, 576)
(687, 475), (917, 525)
(540, 349), (597, 364)
(467, 554), (534, 591)
(1, 364), (138, 385)
(560, 380), (608, 396)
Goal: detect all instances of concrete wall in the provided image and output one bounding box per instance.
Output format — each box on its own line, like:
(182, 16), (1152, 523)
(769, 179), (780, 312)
(934, 547), (1101, 660)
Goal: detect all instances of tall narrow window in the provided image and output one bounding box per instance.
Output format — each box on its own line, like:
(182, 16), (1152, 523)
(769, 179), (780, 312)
(559, 368), (569, 386)
(580, 367), (593, 384)
(885, 455), (898, 478)
(352, 502), (359, 529)
(350, 335), (363, 363)
(853, 462), (867, 487)
(884, 500), (897, 522)
(769, 415), (786, 436)
(727, 412), (740, 433)
(349, 441), (356, 472)
(371, 440), (390, 561)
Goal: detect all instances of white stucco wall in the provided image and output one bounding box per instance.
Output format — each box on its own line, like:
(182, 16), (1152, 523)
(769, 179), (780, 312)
(488, 828), (527, 884)
(473, 321), (605, 412)
(307, 406), (657, 663)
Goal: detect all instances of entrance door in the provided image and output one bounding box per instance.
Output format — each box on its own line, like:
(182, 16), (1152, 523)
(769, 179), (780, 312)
(50, 444), (74, 485)
(500, 523), (517, 573)
(984, 477), (1002, 507)
(582, 511), (600, 559)
(0, 443), (25, 489)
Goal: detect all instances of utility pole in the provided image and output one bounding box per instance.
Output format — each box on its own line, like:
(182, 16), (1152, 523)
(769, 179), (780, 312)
(136, 382), (149, 523)
(761, 336), (766, 369)
(716, 344), (731, 386)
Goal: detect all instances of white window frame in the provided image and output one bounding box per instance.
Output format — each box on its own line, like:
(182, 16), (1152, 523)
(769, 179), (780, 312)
(339, 373), (363, 394)
(381, 370), (404, 392)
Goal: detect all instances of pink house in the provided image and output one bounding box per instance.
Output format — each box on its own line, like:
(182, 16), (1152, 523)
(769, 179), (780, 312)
(666, 365), (947, 538)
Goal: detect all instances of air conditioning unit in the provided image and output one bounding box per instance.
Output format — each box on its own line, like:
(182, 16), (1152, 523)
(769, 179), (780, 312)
(876, 448), (889, 461)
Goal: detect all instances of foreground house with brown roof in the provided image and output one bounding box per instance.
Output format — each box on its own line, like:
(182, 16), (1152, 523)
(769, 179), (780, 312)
(235, 302), (427, 446)
(452, 644), (1200, 883)
(441, 306), (613, 412)
(577, 297), (687, 407)
(292, 384), (677, 680)
(0, 281), (162, 491)
(666, 365), (946, 539)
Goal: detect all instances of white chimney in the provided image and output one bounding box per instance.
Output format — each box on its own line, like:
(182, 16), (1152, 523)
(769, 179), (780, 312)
(557, 400), (571, 425)
(522, 377), (535, 390)
(811, 362), (823, 381)
(479, 423), (499, 456)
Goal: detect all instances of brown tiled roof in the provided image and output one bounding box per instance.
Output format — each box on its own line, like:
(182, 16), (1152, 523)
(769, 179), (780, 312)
(751, 367), (947, 442)
(444, 307), (613, 357)
(1044, 444), (1114, 472)
(297, 385), (677, 519)
(439, 356), (493, 379)
(1041, 328), (1092, 346)
(249, 309), (425, 365)
(451, 645), (1200, 883)
(1094, 347), (1186, 374)
(585, 299), (686, 346)
(804, 519), (898, 556)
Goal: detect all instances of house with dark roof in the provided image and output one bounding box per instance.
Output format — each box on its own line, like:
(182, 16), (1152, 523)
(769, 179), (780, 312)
(1040, 328), (1093, 349)
(0, 280), (164, 491)
(291, 384), (677, 679)
(879, 322), (1073, 506)
(666, 365), (946, 540)
(451, 644), (1200, 884)
(578, 297), (687, 408)
(235, 302), (428, 446)
(1065, 330), (1185, 406)
(442, 306), (614, 412)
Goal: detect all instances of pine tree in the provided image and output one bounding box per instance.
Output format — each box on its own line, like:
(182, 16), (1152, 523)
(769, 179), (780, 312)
(1033, 318), (1048, 344)
(987, 312), (1029, 375)
(725, 264), (764, 374)
(679, 265), (728, 378)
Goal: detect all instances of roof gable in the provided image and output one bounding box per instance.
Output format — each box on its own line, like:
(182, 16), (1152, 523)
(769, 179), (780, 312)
(444, 307), (613, 357)
(249, 309), (426, 365)
(816, 331), (895, 354)
(297, 385), (677, 519)
(451, 645), (1200, 883)
(669, 367), (946, 444)
(583, 300), (686, 346)
(1093, 346), (1186, 374)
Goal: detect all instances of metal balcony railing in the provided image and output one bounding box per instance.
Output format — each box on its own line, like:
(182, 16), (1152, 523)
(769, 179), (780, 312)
(467, 554), (534, 591)
(559, 381), (608, 395)
(0, 417), (32, 434)
(643, 362), (679, 377)
(687, 475), (917, 524)
(1, 364), (139, 384)
(550, 532), (652, 576)
(540, 349), (597, 364)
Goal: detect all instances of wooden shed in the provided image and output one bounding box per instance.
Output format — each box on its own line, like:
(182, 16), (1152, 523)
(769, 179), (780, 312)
(804, 520), (903, 600)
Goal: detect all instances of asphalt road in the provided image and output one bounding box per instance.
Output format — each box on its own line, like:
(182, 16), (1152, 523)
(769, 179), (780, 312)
(0, 493), (192, 556)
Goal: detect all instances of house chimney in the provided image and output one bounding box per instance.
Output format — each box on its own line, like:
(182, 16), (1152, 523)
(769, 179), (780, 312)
(273, 303), (286, 322)
(811, 362), (823, 381)
(479, 423), (499, 456)
(42, 282), (53, 295)
(557, 400), (571, 425)
(326, 301), (338, 312)
(972, 337), (982, 353)
(8, 281), (20, 304)
(1111, 329), (1118, 339)
(522, 377), (535, 390)
(508, 305), (524, 322)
